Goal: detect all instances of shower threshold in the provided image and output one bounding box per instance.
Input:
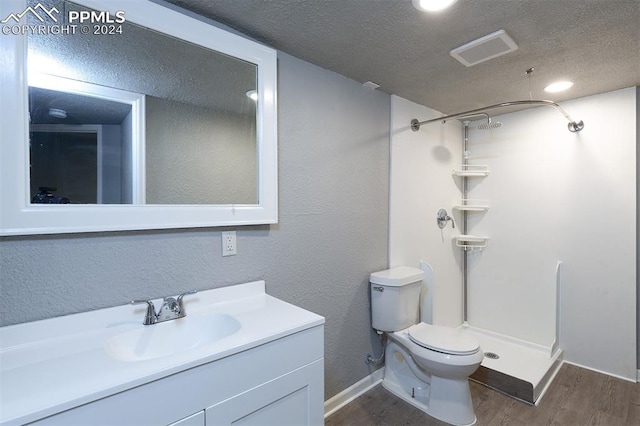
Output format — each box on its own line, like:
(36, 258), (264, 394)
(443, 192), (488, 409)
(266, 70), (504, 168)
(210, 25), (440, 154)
(462, 325), (563, 405)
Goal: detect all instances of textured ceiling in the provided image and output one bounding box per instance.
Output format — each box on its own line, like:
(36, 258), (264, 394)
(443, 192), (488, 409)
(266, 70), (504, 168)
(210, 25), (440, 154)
(30, 0), (257, 116)
(30, 87), (131, 125)
(168, 0), (640, 115)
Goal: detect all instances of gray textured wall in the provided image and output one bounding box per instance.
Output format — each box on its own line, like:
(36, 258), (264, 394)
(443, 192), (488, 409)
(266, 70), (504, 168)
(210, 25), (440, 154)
(0, 52), (390, 399)
(146, 96), (257, 204)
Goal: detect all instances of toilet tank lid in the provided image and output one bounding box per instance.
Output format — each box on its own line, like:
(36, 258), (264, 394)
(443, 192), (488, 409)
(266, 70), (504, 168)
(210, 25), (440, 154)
(370, 266), (424, 286)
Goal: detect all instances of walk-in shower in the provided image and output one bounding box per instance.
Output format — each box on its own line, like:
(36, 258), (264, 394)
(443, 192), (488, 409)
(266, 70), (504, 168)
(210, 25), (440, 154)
(457, 116), (564, 405)
(409, 99), (582, 404)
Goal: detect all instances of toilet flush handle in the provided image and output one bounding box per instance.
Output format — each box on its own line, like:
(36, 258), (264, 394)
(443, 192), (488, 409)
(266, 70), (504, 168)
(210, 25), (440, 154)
(372, 286), (384, 292)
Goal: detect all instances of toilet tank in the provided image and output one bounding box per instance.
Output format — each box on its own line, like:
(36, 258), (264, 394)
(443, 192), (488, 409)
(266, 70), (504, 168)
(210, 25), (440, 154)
(370, 266), (424, 332)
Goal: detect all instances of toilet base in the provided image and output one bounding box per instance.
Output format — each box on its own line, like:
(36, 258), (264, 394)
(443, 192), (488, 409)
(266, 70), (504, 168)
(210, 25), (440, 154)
(383, 341), (477, 426)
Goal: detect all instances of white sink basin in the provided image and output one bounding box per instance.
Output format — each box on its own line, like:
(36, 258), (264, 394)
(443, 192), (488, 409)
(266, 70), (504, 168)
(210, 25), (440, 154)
(105, 313), (241, 362)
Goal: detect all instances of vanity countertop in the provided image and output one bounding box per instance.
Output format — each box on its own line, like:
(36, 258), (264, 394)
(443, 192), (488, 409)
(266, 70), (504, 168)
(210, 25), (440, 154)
(0, 281), (324, 425)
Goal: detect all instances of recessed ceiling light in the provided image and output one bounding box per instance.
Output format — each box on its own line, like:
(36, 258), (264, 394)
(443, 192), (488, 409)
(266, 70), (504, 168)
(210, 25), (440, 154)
(412, 0), (458, 12)
(544, 81), (574, 93)
(48, 108), (67, 119)
(246, 90), (258, 101)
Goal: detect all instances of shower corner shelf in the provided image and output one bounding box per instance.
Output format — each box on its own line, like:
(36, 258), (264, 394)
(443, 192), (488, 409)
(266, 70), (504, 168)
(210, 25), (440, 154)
(455, 235), (489, 249)
(453, 199), (490, 212)
(452, 165), (490, 177)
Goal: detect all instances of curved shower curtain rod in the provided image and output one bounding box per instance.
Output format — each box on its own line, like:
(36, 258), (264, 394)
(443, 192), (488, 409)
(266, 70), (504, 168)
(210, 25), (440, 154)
(410, 99), (585, 133)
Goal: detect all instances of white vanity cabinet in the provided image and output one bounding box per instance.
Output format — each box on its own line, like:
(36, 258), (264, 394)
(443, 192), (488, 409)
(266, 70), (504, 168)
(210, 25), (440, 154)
(206, 359), (323, 425)
(206, 361), (323, 425)
(1, 282), (325, 426)
(169, 355), (323, 426)
(30, 326), (324, 426)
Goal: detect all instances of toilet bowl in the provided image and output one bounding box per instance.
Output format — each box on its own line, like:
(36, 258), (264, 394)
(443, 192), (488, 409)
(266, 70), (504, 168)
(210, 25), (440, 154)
(388, 323), (482, 425)
(399, 323), (483, 377)
(370, 265), (482, 426)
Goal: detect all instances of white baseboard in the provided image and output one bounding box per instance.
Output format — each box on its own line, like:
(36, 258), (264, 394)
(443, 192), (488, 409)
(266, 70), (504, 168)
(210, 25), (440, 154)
(562, 360), (637, 383)
(324, 368), (384, 418)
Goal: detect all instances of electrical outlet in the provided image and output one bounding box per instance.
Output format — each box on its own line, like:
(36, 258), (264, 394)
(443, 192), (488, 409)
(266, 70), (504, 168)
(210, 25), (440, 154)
(221, 231), (237, 256)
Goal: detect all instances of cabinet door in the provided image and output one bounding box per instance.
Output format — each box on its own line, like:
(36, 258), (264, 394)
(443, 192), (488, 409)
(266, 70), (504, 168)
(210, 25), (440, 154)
(169, 411), (205, 426)
(205, 360), (323, 426)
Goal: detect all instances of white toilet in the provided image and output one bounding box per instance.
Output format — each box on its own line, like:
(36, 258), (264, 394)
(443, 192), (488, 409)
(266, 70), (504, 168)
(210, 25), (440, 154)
(370, 265), (483, 426)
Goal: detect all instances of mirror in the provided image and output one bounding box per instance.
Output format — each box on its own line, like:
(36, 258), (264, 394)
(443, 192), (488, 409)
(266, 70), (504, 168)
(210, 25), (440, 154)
(29, 73), (146, 205)
(0, 0), (278, 235)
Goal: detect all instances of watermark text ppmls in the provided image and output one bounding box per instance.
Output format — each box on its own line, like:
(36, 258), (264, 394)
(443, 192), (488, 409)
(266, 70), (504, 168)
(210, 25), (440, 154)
(2, 3), (126, 36)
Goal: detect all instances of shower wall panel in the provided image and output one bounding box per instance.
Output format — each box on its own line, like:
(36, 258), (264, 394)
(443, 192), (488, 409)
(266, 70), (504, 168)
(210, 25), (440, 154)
(389, 95), (463, 327)
(466, 87), (636, 380)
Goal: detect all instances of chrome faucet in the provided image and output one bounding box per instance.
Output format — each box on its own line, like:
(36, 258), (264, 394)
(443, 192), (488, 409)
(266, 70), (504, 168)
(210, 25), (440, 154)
(436, 208), (455, 229)
(131, 290), (197, 325)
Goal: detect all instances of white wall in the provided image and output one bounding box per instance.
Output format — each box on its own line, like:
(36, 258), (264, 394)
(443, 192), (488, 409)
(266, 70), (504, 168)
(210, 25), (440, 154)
(389, 95), (463, 327)
(466, 88), (636, 380)
(390, 88), (636, 381)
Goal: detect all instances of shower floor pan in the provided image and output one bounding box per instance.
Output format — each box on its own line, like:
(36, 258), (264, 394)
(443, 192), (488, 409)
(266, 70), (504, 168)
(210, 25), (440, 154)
(462, 325), (563, 405)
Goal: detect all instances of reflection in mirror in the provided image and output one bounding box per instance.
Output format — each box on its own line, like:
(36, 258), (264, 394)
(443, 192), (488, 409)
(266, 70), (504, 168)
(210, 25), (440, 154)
(27, 0), (259, 205)
(145, 95), (257, 205)
(28, 73), (144, 204)
(29, 85), (137, 204)
(31, 126), (107, 204)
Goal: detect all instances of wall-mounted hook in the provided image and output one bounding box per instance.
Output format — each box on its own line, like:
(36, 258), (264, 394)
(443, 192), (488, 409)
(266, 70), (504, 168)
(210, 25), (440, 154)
(436, 208), (455, 229)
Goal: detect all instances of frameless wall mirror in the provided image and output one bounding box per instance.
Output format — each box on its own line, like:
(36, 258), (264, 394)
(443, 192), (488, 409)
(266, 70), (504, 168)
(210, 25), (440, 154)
(0, 0), (277, 235)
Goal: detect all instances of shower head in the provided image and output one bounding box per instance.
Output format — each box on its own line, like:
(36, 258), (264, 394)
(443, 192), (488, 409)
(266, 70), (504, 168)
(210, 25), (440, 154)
(477, 117), (502, 130)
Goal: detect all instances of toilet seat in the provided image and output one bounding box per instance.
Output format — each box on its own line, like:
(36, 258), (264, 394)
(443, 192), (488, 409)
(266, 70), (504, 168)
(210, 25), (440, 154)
(408, 323), (479, 355)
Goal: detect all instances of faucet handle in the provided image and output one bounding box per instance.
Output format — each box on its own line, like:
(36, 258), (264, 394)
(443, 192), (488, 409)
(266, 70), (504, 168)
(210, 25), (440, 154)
(130, 300), (157, 325)
(176, 290), (198, 313)
(436, 208), (455, 229)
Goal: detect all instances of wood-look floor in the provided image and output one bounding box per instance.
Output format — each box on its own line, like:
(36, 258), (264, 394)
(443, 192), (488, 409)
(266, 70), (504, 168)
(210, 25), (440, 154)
(325, 364), (640, 426)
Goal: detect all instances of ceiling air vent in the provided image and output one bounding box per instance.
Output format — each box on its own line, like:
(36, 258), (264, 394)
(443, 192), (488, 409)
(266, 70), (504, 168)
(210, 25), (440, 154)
(450, 30), (518, 67)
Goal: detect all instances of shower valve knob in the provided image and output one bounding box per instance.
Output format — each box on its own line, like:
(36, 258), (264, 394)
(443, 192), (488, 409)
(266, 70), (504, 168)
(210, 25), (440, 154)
(436, 208), (455, 229)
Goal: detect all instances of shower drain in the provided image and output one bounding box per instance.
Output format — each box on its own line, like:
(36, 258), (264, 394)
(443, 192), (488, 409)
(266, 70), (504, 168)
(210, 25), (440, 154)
(484, 352), (500, 360)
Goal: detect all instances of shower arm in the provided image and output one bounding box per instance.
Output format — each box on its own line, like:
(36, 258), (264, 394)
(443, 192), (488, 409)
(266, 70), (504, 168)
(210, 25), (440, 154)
(410, 100), (584, 132)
